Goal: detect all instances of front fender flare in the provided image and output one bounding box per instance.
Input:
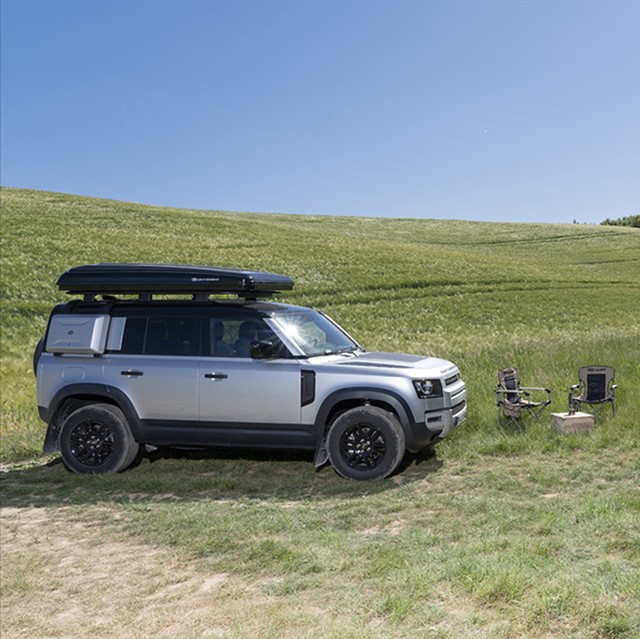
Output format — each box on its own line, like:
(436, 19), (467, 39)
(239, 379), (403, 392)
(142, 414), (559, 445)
(312, 388), (416, 467)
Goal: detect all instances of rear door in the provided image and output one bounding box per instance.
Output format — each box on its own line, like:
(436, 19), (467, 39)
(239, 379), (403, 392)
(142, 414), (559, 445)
(104, 312), (201, 445)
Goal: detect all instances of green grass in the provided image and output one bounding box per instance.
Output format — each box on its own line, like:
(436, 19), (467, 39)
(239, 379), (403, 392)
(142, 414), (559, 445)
(2, 450), (639, 638)
(1, 186), (640, 638)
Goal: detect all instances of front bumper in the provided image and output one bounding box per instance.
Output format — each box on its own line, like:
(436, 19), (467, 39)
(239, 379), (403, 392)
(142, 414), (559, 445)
(406, 400), (467, 452)
(426, 400), (467, 437)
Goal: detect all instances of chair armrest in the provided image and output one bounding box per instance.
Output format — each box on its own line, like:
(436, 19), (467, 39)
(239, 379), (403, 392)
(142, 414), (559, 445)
(521, 386), (551, 396)
(496, 388), (533, 403)
(520, 386), (552, 404)
(496, 388), (530, 396)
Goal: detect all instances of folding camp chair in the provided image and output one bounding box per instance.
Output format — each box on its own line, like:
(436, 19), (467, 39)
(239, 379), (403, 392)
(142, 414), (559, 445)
(569, 366), (616, 417)
(496, 367), (552, 428)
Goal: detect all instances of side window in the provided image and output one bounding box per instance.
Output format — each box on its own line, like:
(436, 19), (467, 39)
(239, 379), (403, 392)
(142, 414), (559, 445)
(208, 319), (234, 357)
(117, 316), (201, 356)
(145, 317), (201, 356)
(205, 317), (289, 358)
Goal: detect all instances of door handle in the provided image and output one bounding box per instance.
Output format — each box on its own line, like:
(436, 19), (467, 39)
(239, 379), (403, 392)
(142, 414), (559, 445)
(121, 370), (144, 377)
(204, 372), (228, 380)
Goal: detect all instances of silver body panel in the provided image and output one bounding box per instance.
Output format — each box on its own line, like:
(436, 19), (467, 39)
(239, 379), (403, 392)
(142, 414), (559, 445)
(198, 356), (302, 424)
(104, 355), (200, 421)
(301, 352), (466, 435)
(37, 300), (466, 452)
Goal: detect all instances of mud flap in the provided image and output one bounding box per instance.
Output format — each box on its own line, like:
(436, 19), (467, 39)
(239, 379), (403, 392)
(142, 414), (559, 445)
(43, 424), (60, 454)
(313, 440), (329, 469)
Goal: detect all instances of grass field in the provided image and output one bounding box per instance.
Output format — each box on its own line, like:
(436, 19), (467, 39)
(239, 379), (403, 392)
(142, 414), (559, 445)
(1, 187), (639, 638)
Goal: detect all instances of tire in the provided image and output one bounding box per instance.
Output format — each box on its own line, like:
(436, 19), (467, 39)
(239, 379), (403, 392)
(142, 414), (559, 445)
(59, 403), (139, 474)
(326, 406), (406, 480)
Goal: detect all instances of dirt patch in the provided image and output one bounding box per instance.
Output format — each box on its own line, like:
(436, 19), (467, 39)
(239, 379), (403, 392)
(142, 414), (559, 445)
(1, 506), (240, 638)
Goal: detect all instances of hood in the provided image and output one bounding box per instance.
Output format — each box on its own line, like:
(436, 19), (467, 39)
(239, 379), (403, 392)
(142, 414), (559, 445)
(335, 352), (459, 376)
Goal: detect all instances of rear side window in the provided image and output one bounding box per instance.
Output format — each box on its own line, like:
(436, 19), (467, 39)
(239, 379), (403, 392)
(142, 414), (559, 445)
(146, 317), (201, 356)
(117, 316), (201, 356)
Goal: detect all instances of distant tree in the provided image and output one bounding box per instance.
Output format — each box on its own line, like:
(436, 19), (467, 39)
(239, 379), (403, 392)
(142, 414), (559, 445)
(601, 215), (640, 228)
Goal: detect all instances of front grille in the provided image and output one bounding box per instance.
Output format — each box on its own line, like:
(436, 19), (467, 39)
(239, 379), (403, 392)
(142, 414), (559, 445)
(445, 373), (460, 386)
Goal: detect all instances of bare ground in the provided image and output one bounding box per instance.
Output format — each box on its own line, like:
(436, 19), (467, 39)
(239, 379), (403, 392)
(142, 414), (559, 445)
(1, 504), (265, 639)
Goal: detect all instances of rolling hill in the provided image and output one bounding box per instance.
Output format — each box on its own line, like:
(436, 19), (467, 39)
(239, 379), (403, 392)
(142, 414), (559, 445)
(1, 187), (639, 638)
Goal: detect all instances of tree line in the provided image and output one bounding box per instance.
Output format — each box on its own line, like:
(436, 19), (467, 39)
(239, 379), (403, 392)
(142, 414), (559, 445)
(600, 215), (639, 228)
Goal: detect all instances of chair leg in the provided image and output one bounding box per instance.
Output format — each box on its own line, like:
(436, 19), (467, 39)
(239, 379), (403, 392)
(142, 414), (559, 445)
(524, 403), (550, 421)
(498, 409), (513, 430)
(498, 412), (514, 430)
(576, 400), (614, 419)
(498, 412), (524, 431)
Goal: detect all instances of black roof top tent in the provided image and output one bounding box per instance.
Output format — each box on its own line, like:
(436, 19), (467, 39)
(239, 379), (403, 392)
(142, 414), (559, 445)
(57, 264), (294, 301)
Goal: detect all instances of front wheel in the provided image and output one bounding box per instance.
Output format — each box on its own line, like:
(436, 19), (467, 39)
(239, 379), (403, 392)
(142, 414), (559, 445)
(59, 403), (139, 474)
(326, 406), (406, 480)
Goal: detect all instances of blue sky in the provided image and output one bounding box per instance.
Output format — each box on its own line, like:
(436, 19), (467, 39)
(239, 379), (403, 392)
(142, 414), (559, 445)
(2, 0), (639, 224)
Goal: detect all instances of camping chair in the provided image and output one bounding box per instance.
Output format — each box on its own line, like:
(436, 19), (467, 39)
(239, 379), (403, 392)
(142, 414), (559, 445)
(569, 366), (616, 417)
(496, 367), (552, 428)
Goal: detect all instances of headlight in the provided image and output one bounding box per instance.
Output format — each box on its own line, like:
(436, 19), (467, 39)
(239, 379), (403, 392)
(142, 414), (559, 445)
(413, 379), (443, 398)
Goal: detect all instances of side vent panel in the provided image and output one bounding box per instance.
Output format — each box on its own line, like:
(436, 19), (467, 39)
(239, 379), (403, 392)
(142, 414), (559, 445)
(301, 370), (316, 407)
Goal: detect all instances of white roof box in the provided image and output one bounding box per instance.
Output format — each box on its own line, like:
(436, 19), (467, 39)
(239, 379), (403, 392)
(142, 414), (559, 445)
(46, 314), (110, 355)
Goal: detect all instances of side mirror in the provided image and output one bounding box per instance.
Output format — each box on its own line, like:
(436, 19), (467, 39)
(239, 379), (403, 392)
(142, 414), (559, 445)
(250, 340), (275, 360)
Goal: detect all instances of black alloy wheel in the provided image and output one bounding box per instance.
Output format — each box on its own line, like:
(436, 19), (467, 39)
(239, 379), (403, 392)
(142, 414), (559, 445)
(69, 419), (116, 467)
(59, 403), (139, 474)
(326, 405), (405, 480)
(340, 423), (387, 471)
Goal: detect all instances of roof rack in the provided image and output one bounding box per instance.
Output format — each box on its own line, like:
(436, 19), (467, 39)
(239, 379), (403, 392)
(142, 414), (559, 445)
(57, 264), (294, 301)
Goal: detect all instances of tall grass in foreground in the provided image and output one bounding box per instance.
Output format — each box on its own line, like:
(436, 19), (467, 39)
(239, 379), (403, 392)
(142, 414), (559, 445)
(1, 187), (639, 638)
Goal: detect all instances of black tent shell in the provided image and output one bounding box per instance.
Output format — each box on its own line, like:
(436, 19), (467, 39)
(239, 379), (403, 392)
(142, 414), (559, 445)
(56, 264), (294, 297)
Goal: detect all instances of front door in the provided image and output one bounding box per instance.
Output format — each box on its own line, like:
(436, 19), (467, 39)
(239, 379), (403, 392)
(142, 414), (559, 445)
(198, 315), (308, 448)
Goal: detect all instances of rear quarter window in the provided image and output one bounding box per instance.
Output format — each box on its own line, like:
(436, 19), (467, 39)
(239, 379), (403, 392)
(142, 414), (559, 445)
(120, 317), (146, 354)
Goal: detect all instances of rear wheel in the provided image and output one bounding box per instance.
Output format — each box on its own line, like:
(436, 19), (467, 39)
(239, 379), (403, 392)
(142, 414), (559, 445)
(59, 403), (139, 474)
(326, 406), (406, 480)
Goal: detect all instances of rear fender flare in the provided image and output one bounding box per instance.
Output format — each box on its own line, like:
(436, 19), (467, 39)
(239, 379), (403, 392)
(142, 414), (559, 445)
(44, 383), (144, 448)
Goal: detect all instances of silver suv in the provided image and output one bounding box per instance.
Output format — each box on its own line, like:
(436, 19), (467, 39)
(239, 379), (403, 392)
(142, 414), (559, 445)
(35, 264), (466, 480)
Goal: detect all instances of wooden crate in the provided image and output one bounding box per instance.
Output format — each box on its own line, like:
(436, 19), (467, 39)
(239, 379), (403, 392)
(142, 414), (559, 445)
(551, 412), (594, 434)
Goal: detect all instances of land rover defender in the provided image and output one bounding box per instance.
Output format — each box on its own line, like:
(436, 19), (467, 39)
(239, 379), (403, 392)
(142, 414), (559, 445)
(35, 264), (466, 480)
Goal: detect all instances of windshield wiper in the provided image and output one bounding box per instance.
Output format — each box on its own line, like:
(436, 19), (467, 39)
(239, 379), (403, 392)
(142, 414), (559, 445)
(321, 346), (359, 356)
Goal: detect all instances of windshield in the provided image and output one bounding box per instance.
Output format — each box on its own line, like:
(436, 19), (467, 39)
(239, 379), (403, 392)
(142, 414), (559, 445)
(270, 310), (360, 357)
